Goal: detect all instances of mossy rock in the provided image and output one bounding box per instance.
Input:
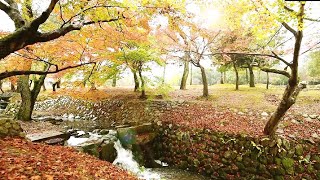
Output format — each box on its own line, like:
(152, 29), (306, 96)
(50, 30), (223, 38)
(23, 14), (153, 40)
(285, 167), (294, 175)
(295, 164), (305, 173)
(257, 164), (268, 175)
(246, 167), (257, 174)
(4, 122), (11, 129)
(307, 164), (314, 173)
(274, 175), (284, 180)
(275, 166), (286, 176)
(295, 144), (303, 156)
(316, 171), (320, 179)
(0, 119), (7, 125)
(282, 158), (294, 170)
(277, 149), (287, 158)
(282, 139), (290, 150)
(275, 158), (282, 166)
(311, 154), (320, 162)
(258, 155), (268, 164)
(234, 161), (244, 170)
(0, 126), (9, 135)
(314, 162), (320, 170)
(224, 151), (232, 159)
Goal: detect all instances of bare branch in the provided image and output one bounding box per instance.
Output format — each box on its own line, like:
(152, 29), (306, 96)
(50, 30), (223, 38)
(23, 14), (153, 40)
(0, 0), (25, 28)
(304, 17), (320, 22)
(282, 22), (297, 37)
(13, 51), (58, 70)
(0, 62), (96, 80)
(260, 67), (290, 78)
(300, 41), (320, 55)
(284, 6), (297, 15)
(271, 51), (291, 66)
(30, 0), (59, 28)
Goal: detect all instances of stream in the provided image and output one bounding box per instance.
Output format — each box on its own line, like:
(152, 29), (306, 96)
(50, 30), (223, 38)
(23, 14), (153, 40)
(66, 130), (209, 180)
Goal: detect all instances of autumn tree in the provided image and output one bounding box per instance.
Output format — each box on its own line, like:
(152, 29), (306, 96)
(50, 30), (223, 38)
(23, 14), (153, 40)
(214, 0), (320, 135)
(0, 0), (185, 79)
(116, 41), (162, 98)
(307, 51), (320, 79)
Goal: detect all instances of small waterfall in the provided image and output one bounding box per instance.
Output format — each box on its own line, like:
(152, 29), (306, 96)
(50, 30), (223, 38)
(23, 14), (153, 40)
(113, 140), (161, 180)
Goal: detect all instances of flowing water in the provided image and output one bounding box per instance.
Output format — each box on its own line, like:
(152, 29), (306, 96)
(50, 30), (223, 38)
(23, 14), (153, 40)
(67, 131), (209, 180)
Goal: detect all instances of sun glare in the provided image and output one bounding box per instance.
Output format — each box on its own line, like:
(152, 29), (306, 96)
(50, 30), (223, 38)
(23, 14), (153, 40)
(201, 9), (221, 27)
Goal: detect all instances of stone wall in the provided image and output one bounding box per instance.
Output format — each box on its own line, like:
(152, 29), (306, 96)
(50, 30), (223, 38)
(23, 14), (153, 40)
(33, 96), (186, 129)
(0, 117), (25, 138)
(153, 123), (320, 180)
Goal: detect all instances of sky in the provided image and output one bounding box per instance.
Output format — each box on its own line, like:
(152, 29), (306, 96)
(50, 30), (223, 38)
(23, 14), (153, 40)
(0, 0), (319, 84)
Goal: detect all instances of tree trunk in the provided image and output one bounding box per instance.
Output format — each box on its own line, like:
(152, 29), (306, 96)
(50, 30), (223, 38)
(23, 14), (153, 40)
(200, 65), (209, 97)
(56, 79), (61, 88)
(245, 68), (249, 83)
(180, 60), (189, 90)
(258, 70), (261, 84)
(90, 82), (97, 91)
(52, 83), (56, 92)
(132, 70), (140, 92)
(11, 83), (16, 92)
(42, 83), (46, 91)
(0, 81), (3, 93)
(263, 4), (305, 136)
(248, 65), (255, 87)
(138, 68), (146, 98)
(220, 72), (224, 84)
(17, 76), (33, 121)
(190, 62), (193, 85)
(224, 71), (226, 83)
(112, 74), (117, 87)
(17, 67), (48, 121)
(266, 72), (269, 89)
(233, 62), (239, 90)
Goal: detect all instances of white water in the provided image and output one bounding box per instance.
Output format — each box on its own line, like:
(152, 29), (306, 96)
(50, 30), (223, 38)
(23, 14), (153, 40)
(113, 140), (161, 180)
(66, 130), (164, 179)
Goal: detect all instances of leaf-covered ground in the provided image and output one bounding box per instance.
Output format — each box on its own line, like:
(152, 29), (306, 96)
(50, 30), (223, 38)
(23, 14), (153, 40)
(160, 103), (320, 140)
(35, 84), (320, 140)
(0, 138), (137, 180)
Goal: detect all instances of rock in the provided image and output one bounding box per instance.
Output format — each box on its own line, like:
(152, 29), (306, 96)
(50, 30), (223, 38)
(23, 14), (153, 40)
(238, 112), (245, 115)
(302, 113), (309, 118)
(0, 119), (6, 125)
(305, 117), (313, 122)
(0, 126), (9, 135)
(100, 142), (117, 162)
(311, 133), (320, 139)
(282, 139), (290, 150)
(261, 112), (268, 116)
(12, 122), (21, 131)
(282, 158), (294, 170)
(224, 151), (232, 159)
(276, 128), (284, 134)
(309, 114), (318, 119)
(4, 122), (11, 129)
(291, 119), (300, 124)
(99, 129), (109, 135)
(117, 128), (137, 148)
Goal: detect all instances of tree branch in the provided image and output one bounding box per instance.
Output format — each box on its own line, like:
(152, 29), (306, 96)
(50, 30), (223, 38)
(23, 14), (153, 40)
(271, 51), (291, 66)
(30, 0), (59, 29)
(282, 22), (297, 37)
(0, 0), (25, 28)
(260, 67), (290, 78)
(0, 62), (95, 80)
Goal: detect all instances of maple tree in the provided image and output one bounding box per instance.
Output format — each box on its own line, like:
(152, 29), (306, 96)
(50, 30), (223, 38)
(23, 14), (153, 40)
(211, 0), (320, 136)
(0, 0), (185, 79)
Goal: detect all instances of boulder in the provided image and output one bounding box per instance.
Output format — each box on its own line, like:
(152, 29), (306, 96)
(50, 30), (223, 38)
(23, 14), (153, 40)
(75, 134), (117, 163)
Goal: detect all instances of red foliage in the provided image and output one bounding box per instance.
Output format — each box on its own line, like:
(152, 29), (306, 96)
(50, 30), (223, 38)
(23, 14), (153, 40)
(0, 138), (137, 180)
